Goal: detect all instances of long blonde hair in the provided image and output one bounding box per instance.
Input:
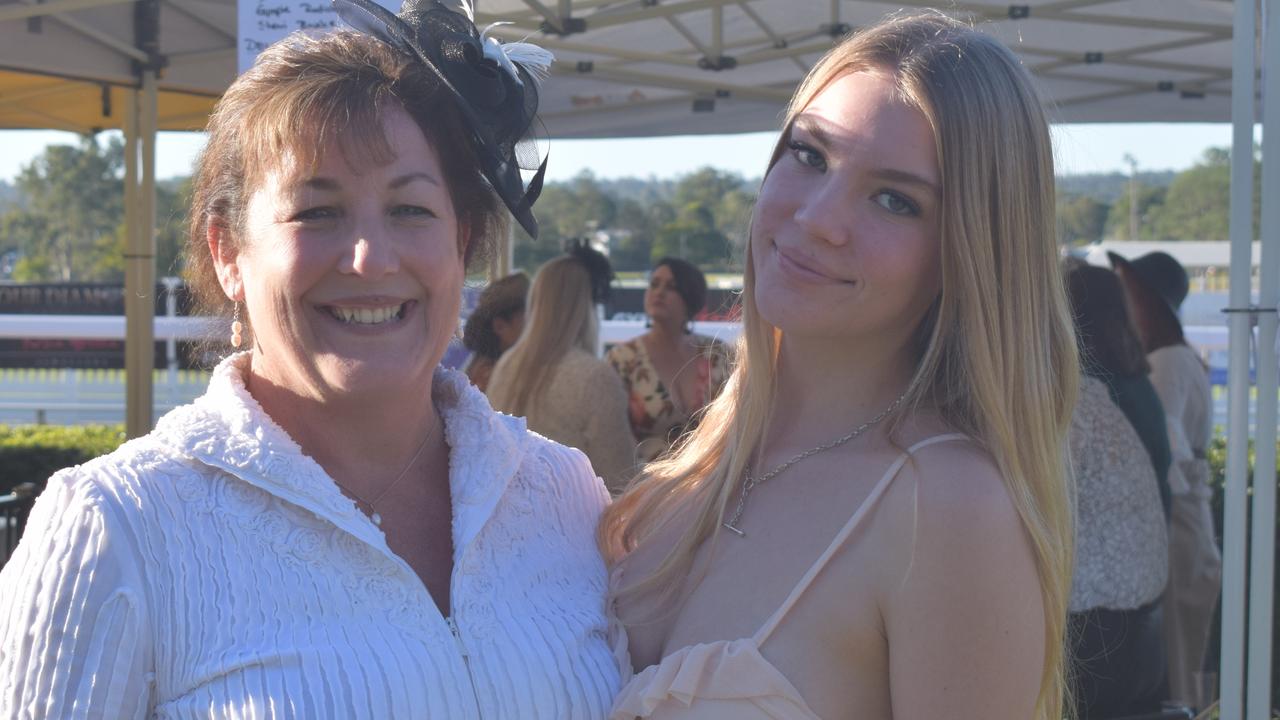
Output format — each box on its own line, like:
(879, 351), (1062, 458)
(487, 255), (598, 417)
(600, 12), (1078, 720)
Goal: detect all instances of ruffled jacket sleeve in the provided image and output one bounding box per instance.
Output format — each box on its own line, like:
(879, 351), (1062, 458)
(0, 471), (153, 719)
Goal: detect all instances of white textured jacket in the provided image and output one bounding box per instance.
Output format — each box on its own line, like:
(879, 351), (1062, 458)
(0, 353), (621, 719)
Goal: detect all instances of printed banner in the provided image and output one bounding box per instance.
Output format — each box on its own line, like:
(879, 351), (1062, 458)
(238, 0), (402, 73)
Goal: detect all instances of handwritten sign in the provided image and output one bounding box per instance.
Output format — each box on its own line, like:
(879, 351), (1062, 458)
(238, 0), (402, 73)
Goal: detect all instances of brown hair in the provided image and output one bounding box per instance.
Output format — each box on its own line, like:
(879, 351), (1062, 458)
(1066, 264), (1150, 377)
(185, 30), (505, 335)
(652, 257), (708, 323)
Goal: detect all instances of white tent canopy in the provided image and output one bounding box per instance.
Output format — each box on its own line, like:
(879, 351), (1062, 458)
(479, 0), (1244, 137)
(0, 2), (1274, 719)
(0, 0), (1250, 132)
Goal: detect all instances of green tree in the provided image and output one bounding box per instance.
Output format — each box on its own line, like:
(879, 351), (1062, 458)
(653, 201), (732, 269)
(607, 198), (656, 271)
(513, 171), (621, 271)
(4, 136), (124, 281)
(1150, 146), (1260, 241)
(4, 212), (54, 281)
(1104, 184), (1167, 240)
(1057, 194), (1110, 245)
(671, 167), (754, 249)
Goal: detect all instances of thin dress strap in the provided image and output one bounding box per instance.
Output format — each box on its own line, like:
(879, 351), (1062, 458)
(751, 433), (970, 646)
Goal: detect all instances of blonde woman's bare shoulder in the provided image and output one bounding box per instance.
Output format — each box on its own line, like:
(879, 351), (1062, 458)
(875, 435), (1045, 719)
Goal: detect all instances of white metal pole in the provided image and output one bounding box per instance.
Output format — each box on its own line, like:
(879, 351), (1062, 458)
(1247, 0), (1279, 717)
(1222, 0), (1260, 717)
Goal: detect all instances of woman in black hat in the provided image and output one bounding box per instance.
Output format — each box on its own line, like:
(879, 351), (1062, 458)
(1112, 250), (1222, 710)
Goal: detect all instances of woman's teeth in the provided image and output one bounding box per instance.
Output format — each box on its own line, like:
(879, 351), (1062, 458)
(327, 303), (405, 325)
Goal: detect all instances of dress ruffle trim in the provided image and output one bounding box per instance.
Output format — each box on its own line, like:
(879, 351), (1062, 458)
(609, 637), (821, 719)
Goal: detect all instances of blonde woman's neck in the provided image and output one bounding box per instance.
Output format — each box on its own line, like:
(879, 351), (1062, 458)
(772, 334), (915, 429)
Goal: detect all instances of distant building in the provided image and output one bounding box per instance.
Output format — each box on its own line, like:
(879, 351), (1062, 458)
(1074, 241), (1260, 292)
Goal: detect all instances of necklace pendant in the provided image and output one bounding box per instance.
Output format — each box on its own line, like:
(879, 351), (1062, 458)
(371, 511), (383, 527)
(722, 522), (746, 538)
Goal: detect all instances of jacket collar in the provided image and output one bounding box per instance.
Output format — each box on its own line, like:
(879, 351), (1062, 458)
(153, 352), (528, 564)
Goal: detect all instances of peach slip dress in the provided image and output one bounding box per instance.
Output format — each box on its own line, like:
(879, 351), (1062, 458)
(609, 434), (969, 720)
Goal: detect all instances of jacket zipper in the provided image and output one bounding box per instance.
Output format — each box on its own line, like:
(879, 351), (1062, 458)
(446, 615), (485, 718)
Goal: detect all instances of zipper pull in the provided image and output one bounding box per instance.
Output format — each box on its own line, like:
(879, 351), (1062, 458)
(446, 616), (469, 659)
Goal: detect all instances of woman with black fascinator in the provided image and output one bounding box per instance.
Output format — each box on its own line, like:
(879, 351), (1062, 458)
(0, 2), (621, 717)
(488, 242), (638, 494)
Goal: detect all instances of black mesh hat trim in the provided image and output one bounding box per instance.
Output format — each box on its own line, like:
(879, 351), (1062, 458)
(332, 0), (547, 238)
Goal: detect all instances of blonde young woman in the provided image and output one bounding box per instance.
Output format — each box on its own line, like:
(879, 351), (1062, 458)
(488, 244), (637, 493)
(602, 12), (1078, 720)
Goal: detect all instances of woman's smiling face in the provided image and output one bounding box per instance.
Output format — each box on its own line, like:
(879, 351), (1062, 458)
(750, 68), (943, 352)
(220, 103), (466, 402)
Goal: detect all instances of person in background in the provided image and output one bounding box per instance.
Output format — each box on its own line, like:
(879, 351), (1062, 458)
(1066, 262), (1173, 517)
(0, 5), (622, 717)
(1068, 375), (1170, 718)
(462, 271), (529, 392)
(602, 12), (1078, 720)
(606, 257), (734, 462)
(488, 243), (637, 493)
(1065, 265), (1170, 718)
(1112, 250), (1222, 710)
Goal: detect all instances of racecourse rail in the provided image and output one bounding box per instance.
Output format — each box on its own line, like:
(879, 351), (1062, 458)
(0, 315), (1249, 428)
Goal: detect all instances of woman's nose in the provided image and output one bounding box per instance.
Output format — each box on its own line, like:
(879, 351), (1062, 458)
(341, 223), (400, 277)
(793, 177), (854, 247)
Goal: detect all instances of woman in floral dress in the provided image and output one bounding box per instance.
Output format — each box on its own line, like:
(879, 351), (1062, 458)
(606, 258), (733, 463)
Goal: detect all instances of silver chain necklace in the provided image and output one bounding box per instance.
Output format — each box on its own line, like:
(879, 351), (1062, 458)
(336, 413), (439, 527)
(722, 391), (908, 538)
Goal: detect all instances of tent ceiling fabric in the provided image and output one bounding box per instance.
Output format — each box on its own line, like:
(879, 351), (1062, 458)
(0, 0), (232, 131)
(475, 0), (1240, 137)
(0, 0), (1246, 135)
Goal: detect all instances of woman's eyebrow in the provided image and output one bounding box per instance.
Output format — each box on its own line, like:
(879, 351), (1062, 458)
(871, 168), (941, 197)
(795, 114), (940, 196)
(792, 115), (833, 149)
(291, 177), (341, 192)
(390, 172), (442, 189)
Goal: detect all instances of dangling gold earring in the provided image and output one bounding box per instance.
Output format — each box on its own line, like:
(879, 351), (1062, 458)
(231, 302), (244, 348)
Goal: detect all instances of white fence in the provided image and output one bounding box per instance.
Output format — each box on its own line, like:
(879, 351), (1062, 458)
(0, 314), (1247, 428)
(0, 315), (746, 426)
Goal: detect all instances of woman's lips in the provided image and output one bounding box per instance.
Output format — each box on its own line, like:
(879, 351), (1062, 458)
(774, 244), (847, 285)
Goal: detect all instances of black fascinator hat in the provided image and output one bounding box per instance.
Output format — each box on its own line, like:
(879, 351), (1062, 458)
(567, 239), (614, 304)
(332, 0), (551, 238)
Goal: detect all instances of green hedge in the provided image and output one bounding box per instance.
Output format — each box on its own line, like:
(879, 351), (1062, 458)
(0, 424), (125, 495)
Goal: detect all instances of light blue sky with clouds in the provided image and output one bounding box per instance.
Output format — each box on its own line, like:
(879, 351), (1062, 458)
(0, 122), (1242, 185)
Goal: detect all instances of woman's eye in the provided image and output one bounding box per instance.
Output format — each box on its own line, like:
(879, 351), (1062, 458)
(290, 206), (338, 223)
(787, 140), (826, 170)
(392, 204), (436, 219)
(874, 191), (920, 217)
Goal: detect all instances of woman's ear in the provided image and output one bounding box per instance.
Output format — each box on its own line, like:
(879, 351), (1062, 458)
(208, 222), (243, 301)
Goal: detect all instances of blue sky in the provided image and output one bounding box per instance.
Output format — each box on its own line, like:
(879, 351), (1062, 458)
(0, 122), (1242, 185)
